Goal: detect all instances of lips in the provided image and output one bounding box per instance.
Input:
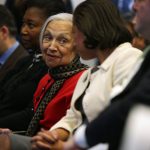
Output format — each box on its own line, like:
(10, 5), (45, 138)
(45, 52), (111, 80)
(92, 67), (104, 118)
(21, 37), (31, 48)
(21, 38), (30, 44)
(47, 54), (60, 59)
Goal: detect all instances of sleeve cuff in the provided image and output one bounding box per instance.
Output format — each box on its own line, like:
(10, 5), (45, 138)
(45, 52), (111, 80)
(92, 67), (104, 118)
(74, 124), (89, 149)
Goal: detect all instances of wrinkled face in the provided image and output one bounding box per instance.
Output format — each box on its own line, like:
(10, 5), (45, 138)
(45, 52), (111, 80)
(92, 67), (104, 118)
(42, 20), (75, 68)
(21, 7), (46, 51)
(133, 0), (150, 40)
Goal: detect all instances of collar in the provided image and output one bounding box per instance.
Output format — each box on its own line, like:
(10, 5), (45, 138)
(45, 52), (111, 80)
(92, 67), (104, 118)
(0, 41), (19, 65)
(80, 57), (99, 67)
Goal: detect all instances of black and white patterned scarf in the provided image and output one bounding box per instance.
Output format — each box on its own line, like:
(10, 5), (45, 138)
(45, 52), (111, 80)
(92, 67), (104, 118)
(26, 56), (88, 136)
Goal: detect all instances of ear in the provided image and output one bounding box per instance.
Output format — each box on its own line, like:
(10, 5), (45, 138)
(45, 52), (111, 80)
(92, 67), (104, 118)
(0, 26), (9, 40)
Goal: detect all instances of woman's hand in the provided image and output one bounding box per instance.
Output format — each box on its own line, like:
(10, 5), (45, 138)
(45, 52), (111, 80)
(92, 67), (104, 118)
(0, 128), (12, 134)
(31, 128), (65, 150)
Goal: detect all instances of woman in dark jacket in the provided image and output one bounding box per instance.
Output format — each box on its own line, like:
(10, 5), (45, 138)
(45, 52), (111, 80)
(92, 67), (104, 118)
(0, 0), (65, 131)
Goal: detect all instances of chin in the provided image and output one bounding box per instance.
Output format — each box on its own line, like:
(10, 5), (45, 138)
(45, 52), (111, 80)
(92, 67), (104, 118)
(47, 63), (58, 68)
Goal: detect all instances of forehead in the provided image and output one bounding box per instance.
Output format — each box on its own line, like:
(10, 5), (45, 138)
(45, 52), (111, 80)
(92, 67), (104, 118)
(23, 7), (46, 24)
(45, 20), (73, 33)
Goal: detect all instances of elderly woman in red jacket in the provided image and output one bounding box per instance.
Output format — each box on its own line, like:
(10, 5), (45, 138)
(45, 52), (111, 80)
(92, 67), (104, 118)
(25, 13), (87, 136)
(0, 13), (87, 137)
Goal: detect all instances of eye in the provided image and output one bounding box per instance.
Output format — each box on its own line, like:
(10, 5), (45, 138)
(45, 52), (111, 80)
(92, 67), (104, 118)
(28, 22), (36, 29)
(43, 34), (52, 42)
(58, 38), (68, 45)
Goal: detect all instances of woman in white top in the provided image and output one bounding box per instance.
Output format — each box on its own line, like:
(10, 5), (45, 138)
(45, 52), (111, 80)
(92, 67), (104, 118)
(0, 0), (143, 150)
(30, 0), (142, 149)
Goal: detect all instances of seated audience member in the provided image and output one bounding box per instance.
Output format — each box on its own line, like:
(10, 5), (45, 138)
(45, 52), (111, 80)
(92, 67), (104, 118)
(0, 0), (65, 131)
(60, 0), (150, 150)
(0, 0), (142, 149)
(21, 0), (65, 55)
(25, 13), (87, 136)
(0, 5), (29, 81)
(0, 12), (86, 135)
(30, 0), (142, 149)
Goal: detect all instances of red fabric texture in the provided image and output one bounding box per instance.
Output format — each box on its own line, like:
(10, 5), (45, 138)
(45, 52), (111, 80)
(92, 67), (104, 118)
(33, 70), (85, 130)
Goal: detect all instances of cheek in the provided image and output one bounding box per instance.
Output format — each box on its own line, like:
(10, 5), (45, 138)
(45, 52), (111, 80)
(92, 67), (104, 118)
(63, 51), (75, 63)
(74, 32), (84, 45)
(57, 48), (73, 64)
(75, 37), (81, 45)
(42, 43), (48, 50)
(30, 30), (40, 40)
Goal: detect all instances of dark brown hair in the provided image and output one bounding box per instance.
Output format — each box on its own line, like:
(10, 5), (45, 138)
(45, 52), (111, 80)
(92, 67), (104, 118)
(73, 0), (132, 50)
(0, 5), (17, 36)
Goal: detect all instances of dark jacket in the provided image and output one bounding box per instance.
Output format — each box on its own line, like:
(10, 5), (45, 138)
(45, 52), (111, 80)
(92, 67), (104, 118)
(85, 47), (150, 150)
(0, 44), (29, 82)
(0, 54), (48, 131)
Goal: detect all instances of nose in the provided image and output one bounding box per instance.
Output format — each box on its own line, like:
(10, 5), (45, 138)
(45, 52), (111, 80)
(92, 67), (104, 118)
(48, 39), (58, 51)
(132, 1), (139, 12)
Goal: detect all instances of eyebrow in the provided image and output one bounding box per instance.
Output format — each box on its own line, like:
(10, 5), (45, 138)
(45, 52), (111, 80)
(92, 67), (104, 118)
(44, 29), (72, 36)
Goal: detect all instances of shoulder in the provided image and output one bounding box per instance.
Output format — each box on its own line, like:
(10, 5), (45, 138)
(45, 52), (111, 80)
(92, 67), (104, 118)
(63, 70), (87, 88)
(116, 43), (142, 59)
(12, 44), (29, 58)
(112, 43), (143, 68)
(39, 73), (51, 83)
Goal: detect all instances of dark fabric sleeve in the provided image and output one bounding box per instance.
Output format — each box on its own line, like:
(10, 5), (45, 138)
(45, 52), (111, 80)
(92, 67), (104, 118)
(85, 69), (150, 150)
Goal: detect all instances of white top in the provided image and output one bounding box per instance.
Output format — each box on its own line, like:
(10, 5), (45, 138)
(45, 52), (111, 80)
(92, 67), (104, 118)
(80, 57), (98, 67)
(73, 49), (146, 150)
(120, 105), (150, 150)
(50, 42), (142, 134)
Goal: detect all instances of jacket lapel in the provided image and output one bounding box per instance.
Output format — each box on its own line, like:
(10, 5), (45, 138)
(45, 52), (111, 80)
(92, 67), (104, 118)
(71, 69), (92, 104)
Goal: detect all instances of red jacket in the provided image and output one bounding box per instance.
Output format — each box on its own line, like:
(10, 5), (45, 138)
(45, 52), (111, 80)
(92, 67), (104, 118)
(33, 71), (85, 130)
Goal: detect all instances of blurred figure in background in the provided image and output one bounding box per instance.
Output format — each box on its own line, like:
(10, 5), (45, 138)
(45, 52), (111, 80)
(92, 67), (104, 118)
(126, 20), (148, 50)
(0, 5), (29, 82)
(63, 0), (85, 13)
(21, 0), (66, 55)
(0, 0), (65, 132)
